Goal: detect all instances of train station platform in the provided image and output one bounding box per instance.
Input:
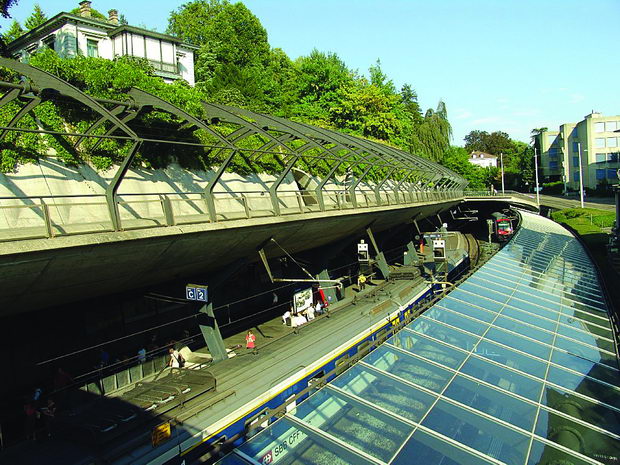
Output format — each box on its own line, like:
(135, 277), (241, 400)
(216, 211), (620, 465)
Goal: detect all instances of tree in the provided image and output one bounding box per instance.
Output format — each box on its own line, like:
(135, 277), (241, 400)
(24, 4), (47, 30)
(2, 19), (23, 43)
(530, 127), (547, 154)
(0, 0), (19, 56)
(167, 0), (227, 46)
(407, 101), (452, 162)
(464, 130), (512, 155)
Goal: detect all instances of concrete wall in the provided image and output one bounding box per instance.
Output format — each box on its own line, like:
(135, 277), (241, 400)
(0, 160), (301, 230)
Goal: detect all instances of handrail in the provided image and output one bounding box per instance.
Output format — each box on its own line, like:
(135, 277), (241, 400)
(0, 188), (464, 242)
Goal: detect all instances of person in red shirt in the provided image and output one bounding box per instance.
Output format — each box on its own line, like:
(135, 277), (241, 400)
(245, 330), (256, 353)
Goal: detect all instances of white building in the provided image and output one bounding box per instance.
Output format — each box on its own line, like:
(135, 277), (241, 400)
(468, 151), (498, 168)
(7, 1), (196, 85)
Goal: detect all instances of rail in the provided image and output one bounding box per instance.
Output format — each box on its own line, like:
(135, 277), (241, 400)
(0, 188), (464, 242)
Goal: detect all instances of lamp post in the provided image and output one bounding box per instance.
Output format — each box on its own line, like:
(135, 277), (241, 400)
(500, 152), (505, 195)
(534, 147), (540, 207)
(577, 142), (585, 208)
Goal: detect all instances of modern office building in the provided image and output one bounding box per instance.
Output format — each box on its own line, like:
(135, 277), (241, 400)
(537, 112), (620, 191)
(6, 1), (196, 85)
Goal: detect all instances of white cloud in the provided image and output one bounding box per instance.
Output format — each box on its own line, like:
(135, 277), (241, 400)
(569, 93), (585, 104)
(454, 109), (473, 120)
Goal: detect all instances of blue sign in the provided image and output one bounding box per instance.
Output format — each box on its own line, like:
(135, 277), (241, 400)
(186, 284), (208, 302)
(196, 287), (208, 302)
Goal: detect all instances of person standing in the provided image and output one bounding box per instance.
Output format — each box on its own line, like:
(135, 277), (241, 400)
(245, 330), (256, 352)
(358, 273), (367, 291)
(168, 348), (184, 370)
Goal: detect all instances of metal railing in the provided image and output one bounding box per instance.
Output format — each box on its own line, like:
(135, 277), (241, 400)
(0, 188), (463, 242)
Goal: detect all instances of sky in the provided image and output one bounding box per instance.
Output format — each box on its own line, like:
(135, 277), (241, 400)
(2, 0), (619, 145)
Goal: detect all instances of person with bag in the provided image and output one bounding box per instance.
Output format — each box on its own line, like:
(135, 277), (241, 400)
(168, 348), (185, 370)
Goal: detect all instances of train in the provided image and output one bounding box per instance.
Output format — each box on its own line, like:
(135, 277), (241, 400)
(491, 211), (515, 242)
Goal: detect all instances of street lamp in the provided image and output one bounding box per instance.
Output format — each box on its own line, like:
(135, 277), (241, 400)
(577, 142), (585, 208)
(534, 147), (540, 207)
(500, 152), (505, 195)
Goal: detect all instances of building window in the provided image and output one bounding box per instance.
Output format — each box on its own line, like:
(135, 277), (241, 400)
(573, 172), (580, 181)
(594, 122), (605, 133)
(607, 137), (618, 148)
(87, 39), (99, 58)
(595, 153), (606, 163)
(572, 129), (578, 139)
(549, 161), (558, 170)
(596, 169), (605, 180)
(547, 134), (556, 145)
(608, 169), (618, 180)
(572, 142), (579, 152)
(609, 152), (619, 163)
(573, 157), (579, 167)
(606, 121), (617, 132)
(42, 35), (55, 50)
(595, 138), (605, 148)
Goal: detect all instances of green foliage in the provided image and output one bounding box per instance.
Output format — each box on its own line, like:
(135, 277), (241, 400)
(442, 146), (486, 189)
(542, 180), (563, 194)
(1, 0), (463, 183)
(24, 4), (48, 30)
(3, 19), (23, 43)
(551, 208), (616, 234)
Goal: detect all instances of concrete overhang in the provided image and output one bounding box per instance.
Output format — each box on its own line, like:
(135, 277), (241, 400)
(0, 200), (460, 316)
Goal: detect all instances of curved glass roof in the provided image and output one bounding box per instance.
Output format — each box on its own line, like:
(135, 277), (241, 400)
(218, 211), (620, 465)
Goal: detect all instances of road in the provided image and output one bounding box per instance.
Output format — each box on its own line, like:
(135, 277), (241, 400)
(537, 194), (616, 212)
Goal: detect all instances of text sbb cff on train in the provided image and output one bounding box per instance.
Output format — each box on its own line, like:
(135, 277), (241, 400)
(491, 211), (514, 242)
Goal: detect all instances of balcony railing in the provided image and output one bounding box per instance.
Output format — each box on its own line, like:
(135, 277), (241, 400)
(0, 188), (464, 242)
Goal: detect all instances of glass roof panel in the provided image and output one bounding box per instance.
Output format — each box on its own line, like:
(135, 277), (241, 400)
(546, 365), (620, 410)
(364, 345), (453, 392)
(236, 417), (377, 465)
(534, 409), (620, 461)
(389, 331), (468, 370)
(421, 308), (490, 336)
(492, 316), (556, 345)
(484, 327), (552, 360)
(422, 399), (531, 465)
(331, 364), (436, 422)
(549, 349), (620, 386)
(439, 298), (497, 323)
(541, 384), (620, 436)
(392, 429), (498, 465)
(443, 375), (538, 431)
(460, 356), (543, 401)
(405, 318), (480, 352)
(474, 340), (548, 378)
(553, 334), (618, 369)
(448, 289), (504, 312)
(220, 211), (618, 465)
(527, 439), (596, 465)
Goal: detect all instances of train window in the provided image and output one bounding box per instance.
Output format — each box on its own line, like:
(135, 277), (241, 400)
(335, 355), (350, 375)
(245, 408), (269, 438)
(377, 329), (387, 343)
(285, 394), (297, 413)
(358, 341), (371, 357)
(308, 372), (325, 395)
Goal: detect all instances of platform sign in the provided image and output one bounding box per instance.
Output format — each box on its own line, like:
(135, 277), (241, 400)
(186, 284), (208, 302)
(152, 421), (171, 447)
(293, 287), (313, 313)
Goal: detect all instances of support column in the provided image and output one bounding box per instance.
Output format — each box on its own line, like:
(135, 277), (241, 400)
(365, 226), (390, 280)
(198, 303), (228, 363)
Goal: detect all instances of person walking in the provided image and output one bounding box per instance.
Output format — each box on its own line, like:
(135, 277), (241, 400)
(245, 330), (256, 353)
